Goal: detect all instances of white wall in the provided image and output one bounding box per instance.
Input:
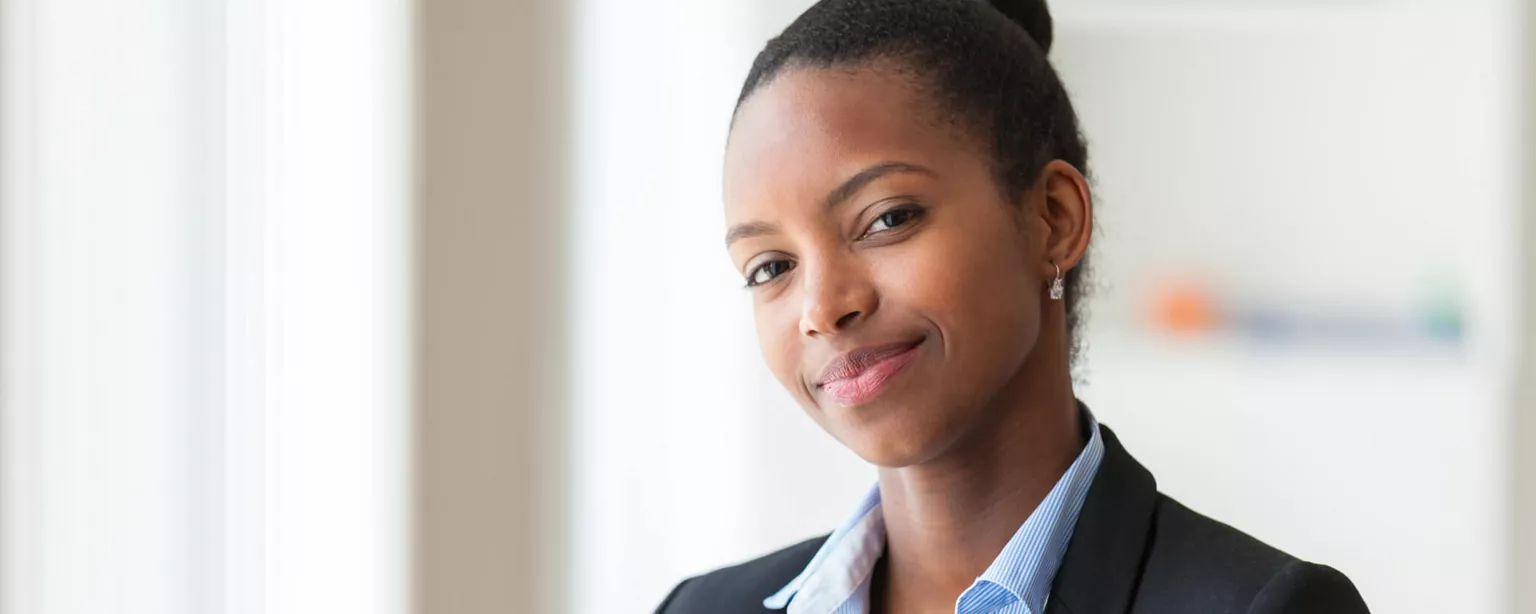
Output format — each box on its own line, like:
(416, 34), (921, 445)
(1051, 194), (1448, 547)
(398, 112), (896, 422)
(0, 1), (413, 613)
(1056, 6), (1521, 613)
(0, 2), (213, 611)
(255, 2), (413, 612)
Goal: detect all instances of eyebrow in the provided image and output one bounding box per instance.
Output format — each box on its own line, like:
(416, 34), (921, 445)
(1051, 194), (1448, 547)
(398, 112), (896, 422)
(822, 161), (933, 212)
(724, 161), (935, 247)
(723, 220), (780, 247)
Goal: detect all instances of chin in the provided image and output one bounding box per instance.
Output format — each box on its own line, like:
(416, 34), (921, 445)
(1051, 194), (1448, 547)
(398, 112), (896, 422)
(830, 405), (968, 469)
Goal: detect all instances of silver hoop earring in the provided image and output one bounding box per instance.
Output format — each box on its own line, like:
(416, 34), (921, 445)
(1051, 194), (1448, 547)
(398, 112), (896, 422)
(1049, 264), (1065, 301)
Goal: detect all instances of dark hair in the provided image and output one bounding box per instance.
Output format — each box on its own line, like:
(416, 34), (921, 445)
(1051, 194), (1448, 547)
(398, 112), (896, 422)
(733, 0), (1093, 363)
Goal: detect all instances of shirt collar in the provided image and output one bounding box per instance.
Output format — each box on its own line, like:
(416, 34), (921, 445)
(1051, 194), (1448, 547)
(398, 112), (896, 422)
(761, 485), (884, 610)
(967, 409), (1104, 612)
(764, 408), (1105, 614)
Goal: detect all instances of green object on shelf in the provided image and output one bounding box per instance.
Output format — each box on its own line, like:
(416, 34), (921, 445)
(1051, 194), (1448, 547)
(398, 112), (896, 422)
(1421, 279), (1464, 343)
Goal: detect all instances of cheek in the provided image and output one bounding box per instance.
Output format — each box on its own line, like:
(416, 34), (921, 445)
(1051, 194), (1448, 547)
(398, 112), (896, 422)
(753, 298), (809, 402)
(878, 219), (1041, 370)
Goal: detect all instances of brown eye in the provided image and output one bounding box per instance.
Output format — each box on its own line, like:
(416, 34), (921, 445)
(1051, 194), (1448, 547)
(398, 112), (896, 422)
(864, 205), (922, 236)
(746, 260), (794, 287)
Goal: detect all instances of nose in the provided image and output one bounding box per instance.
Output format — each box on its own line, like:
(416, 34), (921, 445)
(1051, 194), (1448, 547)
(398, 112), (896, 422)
(798, 255), (877, 338)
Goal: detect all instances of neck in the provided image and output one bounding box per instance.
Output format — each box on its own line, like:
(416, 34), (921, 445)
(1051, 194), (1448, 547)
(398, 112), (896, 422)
(873, 326), (1082, 611)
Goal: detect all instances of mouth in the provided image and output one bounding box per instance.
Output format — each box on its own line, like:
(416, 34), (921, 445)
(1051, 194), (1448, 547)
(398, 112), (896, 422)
(816, 337), (925, 407)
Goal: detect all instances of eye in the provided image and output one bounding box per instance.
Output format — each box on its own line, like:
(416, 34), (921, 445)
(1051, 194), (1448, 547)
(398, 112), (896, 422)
(863, 205), (923, 236)
(746, 259), (795, 287)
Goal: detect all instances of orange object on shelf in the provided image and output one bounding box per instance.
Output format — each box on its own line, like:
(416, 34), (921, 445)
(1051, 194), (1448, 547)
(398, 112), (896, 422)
(1150, 280), (1219, 334)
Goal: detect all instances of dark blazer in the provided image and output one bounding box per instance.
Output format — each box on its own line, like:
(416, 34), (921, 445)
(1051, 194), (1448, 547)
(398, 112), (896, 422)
(656, 425), (1369, 613)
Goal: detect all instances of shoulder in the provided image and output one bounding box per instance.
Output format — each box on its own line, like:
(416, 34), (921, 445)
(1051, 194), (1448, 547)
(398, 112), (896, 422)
(1137, 495), (1369, 613)
(654, 535), (828, 614)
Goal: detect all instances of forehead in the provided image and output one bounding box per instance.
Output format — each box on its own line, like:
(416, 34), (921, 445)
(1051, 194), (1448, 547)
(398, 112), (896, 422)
(723, 67), (978, 221)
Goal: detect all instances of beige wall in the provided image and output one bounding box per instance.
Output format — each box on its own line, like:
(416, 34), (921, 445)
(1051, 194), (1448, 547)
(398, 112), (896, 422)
(414, 1), (567, 612)
(1519, 0), (1536, 610)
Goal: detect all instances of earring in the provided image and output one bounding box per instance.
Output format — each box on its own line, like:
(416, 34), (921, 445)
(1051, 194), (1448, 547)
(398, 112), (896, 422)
(1049, 264), (1065, 301)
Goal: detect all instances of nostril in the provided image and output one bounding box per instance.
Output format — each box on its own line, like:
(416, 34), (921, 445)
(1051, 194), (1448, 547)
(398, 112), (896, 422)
(835, 311), (861, 329)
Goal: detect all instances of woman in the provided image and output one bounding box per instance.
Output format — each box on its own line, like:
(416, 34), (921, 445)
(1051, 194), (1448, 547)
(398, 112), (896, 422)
(658, 1), (1369, 612)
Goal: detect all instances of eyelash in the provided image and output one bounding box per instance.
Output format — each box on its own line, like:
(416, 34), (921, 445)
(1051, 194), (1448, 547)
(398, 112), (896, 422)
(861, 204), (924, 238)
(743, 204), (926, 288)
(745, 260), (793, 288)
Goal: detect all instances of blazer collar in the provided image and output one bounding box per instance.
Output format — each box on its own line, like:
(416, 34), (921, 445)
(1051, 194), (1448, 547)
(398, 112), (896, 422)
(1045, 424), (1158, 614)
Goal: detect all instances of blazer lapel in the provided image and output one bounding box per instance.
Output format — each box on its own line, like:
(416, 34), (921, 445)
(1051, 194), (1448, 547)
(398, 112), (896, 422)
(1045, 424), (1158, 614)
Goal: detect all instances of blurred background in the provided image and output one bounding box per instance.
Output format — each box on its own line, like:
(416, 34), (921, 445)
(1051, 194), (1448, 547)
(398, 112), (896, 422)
(2, 0), (1533, 613)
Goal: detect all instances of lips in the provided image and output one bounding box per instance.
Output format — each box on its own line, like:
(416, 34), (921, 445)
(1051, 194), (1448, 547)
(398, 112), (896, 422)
(816, 338), (924, 406)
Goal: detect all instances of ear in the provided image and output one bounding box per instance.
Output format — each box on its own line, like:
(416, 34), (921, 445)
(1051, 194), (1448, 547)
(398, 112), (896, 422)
(1032, 159), (1093, 279)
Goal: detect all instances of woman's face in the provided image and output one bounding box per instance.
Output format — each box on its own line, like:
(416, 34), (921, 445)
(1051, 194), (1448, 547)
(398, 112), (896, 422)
(724, 67), (1054, 468)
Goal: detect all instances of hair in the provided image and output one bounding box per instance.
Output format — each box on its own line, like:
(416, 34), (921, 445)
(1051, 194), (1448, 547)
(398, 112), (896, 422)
(733, 0), (1093, 364)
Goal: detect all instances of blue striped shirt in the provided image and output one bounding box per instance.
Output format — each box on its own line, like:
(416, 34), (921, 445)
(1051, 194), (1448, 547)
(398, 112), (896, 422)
(762, 411), (1104, 614)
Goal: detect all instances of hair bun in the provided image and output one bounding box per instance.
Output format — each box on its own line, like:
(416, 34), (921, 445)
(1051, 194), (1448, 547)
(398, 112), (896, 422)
(989, 0), (1054, 53)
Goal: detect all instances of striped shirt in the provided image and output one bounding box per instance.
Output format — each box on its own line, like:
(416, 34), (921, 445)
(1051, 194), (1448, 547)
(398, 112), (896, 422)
(762, 411), (1105, 614)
